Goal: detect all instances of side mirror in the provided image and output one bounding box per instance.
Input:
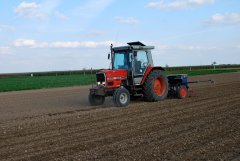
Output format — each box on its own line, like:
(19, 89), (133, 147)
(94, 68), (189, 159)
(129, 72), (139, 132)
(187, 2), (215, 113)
(108, 53), (110, 60)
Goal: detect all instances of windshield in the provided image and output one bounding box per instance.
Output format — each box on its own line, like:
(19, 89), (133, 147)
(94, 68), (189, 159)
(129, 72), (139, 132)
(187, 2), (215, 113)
(113, 50), (132, 70)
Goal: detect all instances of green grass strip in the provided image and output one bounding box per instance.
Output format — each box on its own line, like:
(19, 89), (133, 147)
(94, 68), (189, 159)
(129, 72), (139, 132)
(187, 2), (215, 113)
(0, 74), (96, 92)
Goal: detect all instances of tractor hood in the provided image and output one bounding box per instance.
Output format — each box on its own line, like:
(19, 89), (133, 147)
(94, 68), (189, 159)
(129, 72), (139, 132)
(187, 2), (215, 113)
(100, 69), (128, 80)
(97, 69), (128, 88)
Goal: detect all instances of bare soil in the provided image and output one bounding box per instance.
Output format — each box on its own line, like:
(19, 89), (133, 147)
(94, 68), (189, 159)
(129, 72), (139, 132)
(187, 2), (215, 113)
(0, 72), (239, 161)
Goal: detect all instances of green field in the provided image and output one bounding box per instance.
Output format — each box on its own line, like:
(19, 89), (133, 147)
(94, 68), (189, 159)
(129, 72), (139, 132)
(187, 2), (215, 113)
(0, 74), (96, 92)
(0, 69), (239, 92)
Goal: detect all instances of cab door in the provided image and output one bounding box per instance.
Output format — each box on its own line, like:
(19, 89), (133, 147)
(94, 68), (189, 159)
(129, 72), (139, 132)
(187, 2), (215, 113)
(133, 50), (149, 85)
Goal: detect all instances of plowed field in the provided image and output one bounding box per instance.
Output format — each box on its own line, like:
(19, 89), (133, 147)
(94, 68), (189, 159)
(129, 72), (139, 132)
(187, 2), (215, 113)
(0, 72), (239, 160)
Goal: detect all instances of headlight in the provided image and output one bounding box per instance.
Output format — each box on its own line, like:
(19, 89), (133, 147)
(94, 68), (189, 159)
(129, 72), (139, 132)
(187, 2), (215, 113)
(97, 82), (106, 85)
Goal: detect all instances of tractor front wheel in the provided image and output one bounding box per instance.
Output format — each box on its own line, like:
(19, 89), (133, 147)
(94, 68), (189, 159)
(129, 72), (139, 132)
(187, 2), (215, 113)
(88, 94), (105, 106)
(113, 87), (130, 107)
(143, 70), (168, 102)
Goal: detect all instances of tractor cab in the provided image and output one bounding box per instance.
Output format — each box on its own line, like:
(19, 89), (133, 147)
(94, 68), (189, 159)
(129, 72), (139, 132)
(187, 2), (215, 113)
(111, 42), (155, 85)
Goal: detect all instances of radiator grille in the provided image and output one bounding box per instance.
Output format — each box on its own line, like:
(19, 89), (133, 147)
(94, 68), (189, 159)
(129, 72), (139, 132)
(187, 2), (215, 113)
(96, 73), (105, 84)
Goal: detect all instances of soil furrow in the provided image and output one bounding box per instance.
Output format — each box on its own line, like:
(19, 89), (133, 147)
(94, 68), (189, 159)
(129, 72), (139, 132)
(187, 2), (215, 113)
(7, 100), (240, 160)
(1, 93), (239, 155)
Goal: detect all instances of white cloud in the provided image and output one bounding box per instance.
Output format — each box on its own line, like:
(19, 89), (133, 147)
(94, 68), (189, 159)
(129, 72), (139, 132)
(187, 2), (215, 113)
(14, 2), (43, 19)
(157, 44), (200, 50)
(50, 41), (114, 48)
(13, 39), (37, 47)
(0, 46), (11, 54)
(12, 39), (114, 48)
(115, 17), (139, 25)
(0, 25), (15, 32)
(155, 44), (210, 51)
(12, 39), (216, 51)
(206, 13), (240, 25)
(14, 1), (66, 20)
(175, 44), (201, 50)
(146, 0), (215, 10)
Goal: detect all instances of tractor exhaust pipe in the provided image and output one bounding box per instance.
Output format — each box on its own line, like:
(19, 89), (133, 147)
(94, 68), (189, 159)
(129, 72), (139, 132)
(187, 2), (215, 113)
(107, 44), (114, 69)
(110, 44), (113, 69)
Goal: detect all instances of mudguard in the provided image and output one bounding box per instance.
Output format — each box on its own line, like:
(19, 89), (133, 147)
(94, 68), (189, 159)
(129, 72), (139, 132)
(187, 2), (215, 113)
(140, 66), (165, 85)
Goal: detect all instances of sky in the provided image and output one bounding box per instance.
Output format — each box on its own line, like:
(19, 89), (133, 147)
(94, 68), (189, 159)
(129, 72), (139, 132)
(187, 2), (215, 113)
(0, 0), (240, 73)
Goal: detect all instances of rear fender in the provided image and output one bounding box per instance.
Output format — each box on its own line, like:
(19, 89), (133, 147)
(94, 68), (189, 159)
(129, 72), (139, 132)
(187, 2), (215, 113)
(140, 66), (165, 85)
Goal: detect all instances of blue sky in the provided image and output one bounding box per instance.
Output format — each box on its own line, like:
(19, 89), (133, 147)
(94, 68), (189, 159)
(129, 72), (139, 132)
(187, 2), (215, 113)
(0, 0), (240, 73)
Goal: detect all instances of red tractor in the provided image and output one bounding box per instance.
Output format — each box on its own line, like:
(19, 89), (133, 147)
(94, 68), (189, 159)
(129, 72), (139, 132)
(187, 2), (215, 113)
(89, 41), (169, 107)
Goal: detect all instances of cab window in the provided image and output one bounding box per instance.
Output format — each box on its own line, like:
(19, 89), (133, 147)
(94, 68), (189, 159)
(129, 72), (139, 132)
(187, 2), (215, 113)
(134, 51), (148, 75)
(113, 51), (132, 70)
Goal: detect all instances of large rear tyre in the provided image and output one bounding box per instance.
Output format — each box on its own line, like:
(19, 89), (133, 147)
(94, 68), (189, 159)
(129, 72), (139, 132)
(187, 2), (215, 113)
(178, 85), (188, 99)
(113, 87), (130, 107)
(143, 70), (168, 102)
(88, 94), (105, 106)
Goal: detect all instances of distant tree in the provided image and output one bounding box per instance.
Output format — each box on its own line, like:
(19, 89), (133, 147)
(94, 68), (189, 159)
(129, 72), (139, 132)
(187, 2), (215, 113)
(212, 61), (217, 70)
(165, 64), (169, 68)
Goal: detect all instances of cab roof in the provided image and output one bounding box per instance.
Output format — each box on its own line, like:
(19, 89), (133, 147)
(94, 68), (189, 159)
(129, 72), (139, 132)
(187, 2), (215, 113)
(113, 41), (154, 51)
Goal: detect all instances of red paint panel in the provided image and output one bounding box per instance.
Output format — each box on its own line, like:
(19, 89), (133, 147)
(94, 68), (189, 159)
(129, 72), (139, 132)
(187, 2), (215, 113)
(101, 69), (128, 88)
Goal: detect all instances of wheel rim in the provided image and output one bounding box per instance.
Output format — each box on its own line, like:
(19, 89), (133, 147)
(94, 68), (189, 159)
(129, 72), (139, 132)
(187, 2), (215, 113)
(181, 87), (187, 98)
(154, 77), (166, 96)
(119, 93), (128, 104)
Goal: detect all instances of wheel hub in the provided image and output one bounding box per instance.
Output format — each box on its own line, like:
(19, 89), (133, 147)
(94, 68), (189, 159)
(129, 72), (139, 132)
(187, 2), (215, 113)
(119, 93), (128, 104)
(181, 88), (187, 97)
(154, 77), (166, 96)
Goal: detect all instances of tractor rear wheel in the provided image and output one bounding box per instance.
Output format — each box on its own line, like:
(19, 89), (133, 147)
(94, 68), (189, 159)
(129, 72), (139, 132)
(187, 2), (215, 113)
(178, 85), (188, 99)
(113, 87), (130, 107)
(88, 94), (105, 106)
(143, 70), (168, 102)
